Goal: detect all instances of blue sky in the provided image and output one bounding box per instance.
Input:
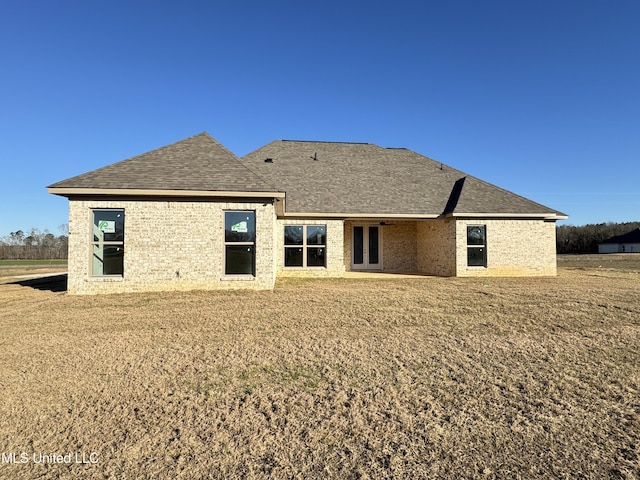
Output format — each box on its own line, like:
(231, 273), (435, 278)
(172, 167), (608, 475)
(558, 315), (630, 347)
(1, 0), (639, 238)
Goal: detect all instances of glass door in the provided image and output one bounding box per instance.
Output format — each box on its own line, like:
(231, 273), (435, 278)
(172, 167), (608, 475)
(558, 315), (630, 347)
(352, 225), (382, 270)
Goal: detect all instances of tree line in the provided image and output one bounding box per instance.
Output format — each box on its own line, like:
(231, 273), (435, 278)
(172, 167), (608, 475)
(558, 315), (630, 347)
(556, 221), (640, 254)
(0, 226), (69, 260)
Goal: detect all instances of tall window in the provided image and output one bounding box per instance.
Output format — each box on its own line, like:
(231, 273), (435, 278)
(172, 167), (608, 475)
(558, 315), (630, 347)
(92, 209), (125, 276)
(225, 211), (256, 275)
(467, 225), (487, 267)
(284, 225), (326, 267)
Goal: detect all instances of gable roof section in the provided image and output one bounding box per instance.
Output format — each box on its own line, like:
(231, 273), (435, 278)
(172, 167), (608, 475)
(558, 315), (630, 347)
(600, 228), (640, 244)
(241, 140), (566, 219)
(49, 132), (566, 219)
(444, 175), (562, 217)
(48, 133), (281, 197)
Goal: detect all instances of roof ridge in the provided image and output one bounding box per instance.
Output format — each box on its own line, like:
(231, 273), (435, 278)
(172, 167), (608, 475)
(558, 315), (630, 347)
(124, 132), (215, 161)
(199, 132), (282, 193)
(48, 132), (215, 188)
(233, 156), (282, 193)
(48, 132), (283, 193)
(280, 139), (371, 145)
(199, 132), (239, 158)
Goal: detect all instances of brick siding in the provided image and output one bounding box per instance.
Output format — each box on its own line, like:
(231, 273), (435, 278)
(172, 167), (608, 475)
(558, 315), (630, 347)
(417, 219), (457, 276)
(67, 200), (558, 294)
(344, 218), (556, 277)
(67, 199), (276, 294)
(380, 221), (418, 272)
(455, 219), (557, 276)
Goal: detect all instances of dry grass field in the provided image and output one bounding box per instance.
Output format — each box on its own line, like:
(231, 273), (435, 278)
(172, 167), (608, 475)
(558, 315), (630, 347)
(0, 255), (638, 479)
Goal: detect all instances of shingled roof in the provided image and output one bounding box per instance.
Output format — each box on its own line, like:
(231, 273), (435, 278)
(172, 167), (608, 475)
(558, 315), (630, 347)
(241, 140), (565, 218)
(49, 132), (566, 219)
(48, 133), (279, 194)
(600, 228), (640, 244)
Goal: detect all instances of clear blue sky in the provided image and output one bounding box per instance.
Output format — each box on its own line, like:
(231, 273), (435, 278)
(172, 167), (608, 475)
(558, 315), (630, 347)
(1, 0), (639, 237)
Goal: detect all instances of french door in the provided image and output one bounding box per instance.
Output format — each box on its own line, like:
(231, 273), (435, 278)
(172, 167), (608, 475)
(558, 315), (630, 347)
(352, 225), (382, 270)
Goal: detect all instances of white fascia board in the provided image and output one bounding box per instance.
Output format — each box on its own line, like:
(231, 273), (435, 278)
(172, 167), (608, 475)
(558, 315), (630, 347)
(445, 212), (568, 220)
(48, 187), (286, 199)
(279, 212), (440, 220)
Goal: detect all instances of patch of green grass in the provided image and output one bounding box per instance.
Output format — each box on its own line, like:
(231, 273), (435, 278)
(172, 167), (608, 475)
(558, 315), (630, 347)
(239, 362), (322, 391)
(0, 259), (68, 266)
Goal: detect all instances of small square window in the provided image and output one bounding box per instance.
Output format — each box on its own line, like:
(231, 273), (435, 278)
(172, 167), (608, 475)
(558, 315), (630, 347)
(284, 226), (304, 245)
(284, 247), (304, 267)
(467, 225), (485, 245)
(307, 247), (326, 267)
(306, 226), (326, 245)
(467, 246), (486, 267)
(225, 212), (256, 243)
(225, 245), (255, 275)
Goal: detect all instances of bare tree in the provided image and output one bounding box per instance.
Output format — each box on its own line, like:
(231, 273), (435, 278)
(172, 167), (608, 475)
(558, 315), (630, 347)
(0, 227), (68, 260)
(557, 221), (640, 254)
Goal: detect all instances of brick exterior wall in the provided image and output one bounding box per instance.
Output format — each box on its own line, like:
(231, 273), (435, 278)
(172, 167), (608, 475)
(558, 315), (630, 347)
(454, 219), (557, 276)
(343, 218), (556, 277)
(67, 200), (558, 294)
(343, 221), (354, 271)
(344, 221), (429, 273)
(380, 221), (417, 272)
(276, 219), (345, 277)
(67, 199), (276, 294)
(416, 219), (457, 276)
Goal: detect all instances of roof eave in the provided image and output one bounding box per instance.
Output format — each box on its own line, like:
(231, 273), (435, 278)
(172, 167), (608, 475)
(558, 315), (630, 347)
(443, 212), (568, 220)
(47, 187), (285, 199)
(279, 211), (441, 219)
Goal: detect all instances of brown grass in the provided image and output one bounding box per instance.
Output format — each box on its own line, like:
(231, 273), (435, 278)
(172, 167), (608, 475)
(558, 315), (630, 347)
(558, 252), (640, 271)
(0, 267), (67, 279)
(0, 256), (638, 479)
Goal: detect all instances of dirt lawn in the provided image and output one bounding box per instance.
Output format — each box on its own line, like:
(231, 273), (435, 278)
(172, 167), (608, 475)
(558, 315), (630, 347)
(0, 256), (638, 479)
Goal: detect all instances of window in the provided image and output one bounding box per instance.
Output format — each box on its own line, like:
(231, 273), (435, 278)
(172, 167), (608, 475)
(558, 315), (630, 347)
(225, 211), (256, 275)
(284, 225), (326, 267)
(467, 225), (487, 267)
(92, 209), (124, 276)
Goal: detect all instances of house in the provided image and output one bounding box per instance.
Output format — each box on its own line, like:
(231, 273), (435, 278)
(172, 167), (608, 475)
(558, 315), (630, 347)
(48, 133), (567, 294)
(598, 229), (640, 253)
